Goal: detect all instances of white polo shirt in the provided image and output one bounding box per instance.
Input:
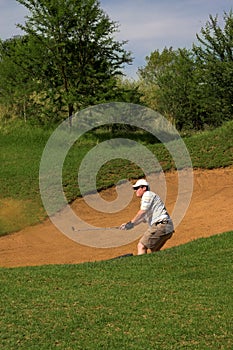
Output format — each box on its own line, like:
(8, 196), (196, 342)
(140, 190), (170, 226)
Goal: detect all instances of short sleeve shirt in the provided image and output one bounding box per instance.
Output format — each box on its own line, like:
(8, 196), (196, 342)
(140, 190), (169, 226)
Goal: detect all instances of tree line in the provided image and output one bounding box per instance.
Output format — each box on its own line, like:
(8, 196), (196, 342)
(138, 10), (233, 130)
(0, 0), (232, 131)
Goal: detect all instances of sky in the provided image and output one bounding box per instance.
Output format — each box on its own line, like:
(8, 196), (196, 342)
(0, 0), (232, 79)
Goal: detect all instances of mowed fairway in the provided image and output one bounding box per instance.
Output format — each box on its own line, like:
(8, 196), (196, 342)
(0, 232), (232, 349)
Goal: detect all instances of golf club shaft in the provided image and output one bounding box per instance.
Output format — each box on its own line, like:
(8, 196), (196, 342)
(72, 226), (120, 232)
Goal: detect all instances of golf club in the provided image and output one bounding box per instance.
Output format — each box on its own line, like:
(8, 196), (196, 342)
(71, 226), (120, 232)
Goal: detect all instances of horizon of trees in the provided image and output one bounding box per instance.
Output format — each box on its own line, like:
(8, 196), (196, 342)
(0, 1), (232, 131)
(138, 10), (233, 130)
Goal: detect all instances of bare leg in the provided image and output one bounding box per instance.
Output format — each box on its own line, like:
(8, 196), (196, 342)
(137, 241), (148, 255)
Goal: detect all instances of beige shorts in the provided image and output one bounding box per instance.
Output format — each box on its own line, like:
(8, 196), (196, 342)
(139, 221), (174, 251)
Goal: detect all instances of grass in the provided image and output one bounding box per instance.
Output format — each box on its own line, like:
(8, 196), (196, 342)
(0, 120), (233, 235)
(0, 231), (232, 349)
(184, 122), (233, 168)
(0, 119), (232, 349)
(0, 122), (53, 234)
(63, 120), (233, 199)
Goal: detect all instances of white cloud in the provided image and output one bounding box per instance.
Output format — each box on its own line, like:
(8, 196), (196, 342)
(100, 0), (232, 77)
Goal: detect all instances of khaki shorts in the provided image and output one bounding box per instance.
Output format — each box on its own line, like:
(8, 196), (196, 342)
(139, 221), (174, 251)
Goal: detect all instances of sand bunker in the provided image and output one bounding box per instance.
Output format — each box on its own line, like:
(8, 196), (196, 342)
(0, 167), (232, 267)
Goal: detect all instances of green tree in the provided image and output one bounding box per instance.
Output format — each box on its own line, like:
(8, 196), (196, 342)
(115, 77), (142, 104)
(193, 11), (233, 125)
(2, 0), (132, 123)
(138, 47), (176, 111)
(138, 10), (233, 131)
(138, 48), (199, 130)
(155, 49), (198, 130)
(0, 36), (37, 122)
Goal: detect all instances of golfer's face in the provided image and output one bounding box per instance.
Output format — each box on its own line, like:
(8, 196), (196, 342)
(134, 187), (144, 197)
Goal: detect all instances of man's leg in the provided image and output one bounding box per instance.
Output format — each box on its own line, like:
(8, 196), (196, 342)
(139, 223), (173, 254)
(150, 232), (173, 252)
(137, 241), (148, 255)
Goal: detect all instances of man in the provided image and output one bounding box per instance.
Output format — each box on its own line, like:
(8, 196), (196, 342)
(120, 179), (174, 255)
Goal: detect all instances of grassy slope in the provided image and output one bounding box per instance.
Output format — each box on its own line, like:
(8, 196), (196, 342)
(0, 122), (232, 349)
(0, 231), (232, 349)
(0, 120), (232, 235)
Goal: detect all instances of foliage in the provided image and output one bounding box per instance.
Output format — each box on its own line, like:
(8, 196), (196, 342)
(0, 0), (132, 123)
(0, 36), (37, 121)
(116, 77), (142, 104)
(138, 47), (176, 112)
(139, 10), (233, 131)
(1, 7), (232, 130)
(0, 231), (232, 349)
(142, 48), (199, 129)
(193, 11), (233, 125)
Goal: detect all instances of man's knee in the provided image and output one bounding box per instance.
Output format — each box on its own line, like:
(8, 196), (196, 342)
(137, 241), (147, 255)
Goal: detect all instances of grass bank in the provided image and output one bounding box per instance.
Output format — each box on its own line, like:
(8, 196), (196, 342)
(0, 120), (232, 235)
(0, 231), (232, 349)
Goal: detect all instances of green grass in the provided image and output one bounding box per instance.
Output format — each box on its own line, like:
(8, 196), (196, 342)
(0, 231), (232, 349)
(0, 122), (53, 234)
(184, 122), (233, 168)
(0, 120), (233, 235)
(0, 120), (232, 349)
(0, 121), (53, 200)
(63, 120), (233, 200)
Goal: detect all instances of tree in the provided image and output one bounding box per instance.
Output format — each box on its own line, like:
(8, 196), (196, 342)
(138, 48), (199, 129)
(0, 36), (37, 122)
(3, 0), (132, 123)
(115, 77), (142, 104)
(155, 49), (199, 130)
(193, 11), (233, 124)
(138, 47), (176, 112)
(138, 10), (233, 131)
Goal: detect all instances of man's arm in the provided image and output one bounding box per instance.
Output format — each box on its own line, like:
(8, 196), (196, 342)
(120, 209), (147, 230)
(131, 209), (146, 225)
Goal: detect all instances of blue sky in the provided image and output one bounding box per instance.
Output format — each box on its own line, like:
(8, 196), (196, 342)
(1, 0), (232, 78)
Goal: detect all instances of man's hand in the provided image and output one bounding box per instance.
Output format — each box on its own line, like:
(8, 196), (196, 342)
(120, 221), (134, 230)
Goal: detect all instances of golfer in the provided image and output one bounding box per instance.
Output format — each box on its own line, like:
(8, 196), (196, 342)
(120, 179), (174, 255)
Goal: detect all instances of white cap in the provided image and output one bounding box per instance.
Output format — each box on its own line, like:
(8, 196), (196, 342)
(132, 179), (149, 188)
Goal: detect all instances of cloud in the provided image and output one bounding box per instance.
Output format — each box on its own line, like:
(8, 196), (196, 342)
(1, 0), (232, 78)
(101, 0), (225, 44)
(100, 0), (232, 77)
